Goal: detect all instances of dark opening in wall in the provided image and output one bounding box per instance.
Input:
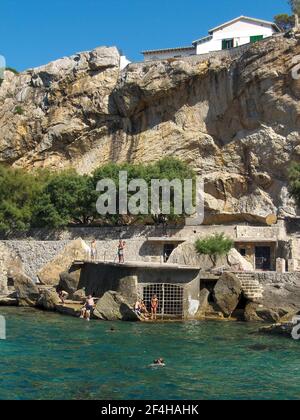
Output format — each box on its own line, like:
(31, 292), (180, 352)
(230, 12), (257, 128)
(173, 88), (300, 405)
(201, 280), (218, 303)
(231, 294), (249, 320)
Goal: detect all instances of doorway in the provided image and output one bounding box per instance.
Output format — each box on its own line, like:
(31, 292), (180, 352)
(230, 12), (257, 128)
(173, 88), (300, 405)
(255, 246), (271, 271)
(163, 244), (176, 262)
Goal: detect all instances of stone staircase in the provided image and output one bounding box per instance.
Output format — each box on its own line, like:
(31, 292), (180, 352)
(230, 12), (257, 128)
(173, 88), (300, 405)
(236, 272), (264, 301)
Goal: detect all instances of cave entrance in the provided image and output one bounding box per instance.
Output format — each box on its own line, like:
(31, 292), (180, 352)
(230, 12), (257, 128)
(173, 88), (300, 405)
(231, 294), (249, 320)
(200, 280), (218, 304)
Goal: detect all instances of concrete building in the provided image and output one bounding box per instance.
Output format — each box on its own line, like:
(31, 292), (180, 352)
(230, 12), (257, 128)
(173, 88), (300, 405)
(142, 16), (280, 61)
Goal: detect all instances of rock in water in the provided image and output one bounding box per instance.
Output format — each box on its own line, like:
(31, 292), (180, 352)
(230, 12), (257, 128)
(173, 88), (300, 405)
(37, 238), (90, 285)
(37, 289), (60, 311)
(93, 291), (141, 322)
(214, 273), (242, 317)
(11, 272), (40, 307)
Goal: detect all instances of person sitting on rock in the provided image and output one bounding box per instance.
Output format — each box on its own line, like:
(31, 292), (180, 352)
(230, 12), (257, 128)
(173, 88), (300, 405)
(57, 289), (68, 304)
(80, 295), (95, 321)
(140, 300), (149, 318)
(134, 300), (142, 316)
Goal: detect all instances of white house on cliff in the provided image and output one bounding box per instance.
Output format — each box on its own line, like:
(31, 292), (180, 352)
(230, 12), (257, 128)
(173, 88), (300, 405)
(142, 16), (280, 61)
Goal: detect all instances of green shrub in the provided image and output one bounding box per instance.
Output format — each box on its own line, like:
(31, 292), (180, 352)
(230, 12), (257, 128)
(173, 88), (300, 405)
(288, 162), (300, 205)
(195, 233), (234, 264)
(5, 67), (19, 75)
(14, 106), (24, 115)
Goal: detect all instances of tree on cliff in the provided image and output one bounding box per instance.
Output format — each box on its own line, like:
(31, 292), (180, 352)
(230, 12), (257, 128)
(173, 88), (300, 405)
(91, 158), (196, 226)
(289, 0), (300, 27)
(288, 163), (300, 206)
(32, 171), (95, 228)
(274, 14), (295, 31)
(0, 166), (47, 233)
(195, 233), (234, 266)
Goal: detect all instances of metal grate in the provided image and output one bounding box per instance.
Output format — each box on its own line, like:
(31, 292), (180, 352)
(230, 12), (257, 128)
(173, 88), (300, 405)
(143, 284), (184, 319)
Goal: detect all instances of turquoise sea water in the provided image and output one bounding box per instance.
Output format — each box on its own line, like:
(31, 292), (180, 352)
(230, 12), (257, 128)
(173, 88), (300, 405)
(0, 307), (299, 400)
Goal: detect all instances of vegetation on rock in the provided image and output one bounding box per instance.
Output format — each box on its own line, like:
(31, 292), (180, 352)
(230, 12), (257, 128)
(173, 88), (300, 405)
(288, 163), (300, 206)
(0, 158), (195, 233)
(195, 233), (234, 265)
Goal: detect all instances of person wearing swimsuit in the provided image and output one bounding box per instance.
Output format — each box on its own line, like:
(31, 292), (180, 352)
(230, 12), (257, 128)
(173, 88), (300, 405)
(118, 240), (126, 264)
(151, 295), (159, 320)
(80, 295), (95, 321)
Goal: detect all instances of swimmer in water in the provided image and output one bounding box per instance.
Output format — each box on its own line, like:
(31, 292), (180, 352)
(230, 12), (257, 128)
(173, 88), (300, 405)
(153, 358), (165, 366)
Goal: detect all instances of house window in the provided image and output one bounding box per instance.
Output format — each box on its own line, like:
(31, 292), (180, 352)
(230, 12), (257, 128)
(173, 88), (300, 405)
(250, 35), (263, 43)
(222, 38), (234, 50)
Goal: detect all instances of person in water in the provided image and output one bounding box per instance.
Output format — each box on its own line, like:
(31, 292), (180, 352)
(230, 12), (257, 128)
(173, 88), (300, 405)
(80, 295), (95, 321)
(151, 295), (159, 320)
(118, 240), (126, 264)
(153, 358), (165, 366)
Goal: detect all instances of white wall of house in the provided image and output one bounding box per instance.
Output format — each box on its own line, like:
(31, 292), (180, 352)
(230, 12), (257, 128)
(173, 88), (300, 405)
(120, 55), (131, 70)
(196, 19), (276, 55)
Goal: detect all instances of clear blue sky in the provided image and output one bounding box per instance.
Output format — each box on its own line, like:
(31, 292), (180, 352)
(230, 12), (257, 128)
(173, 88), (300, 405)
(0, 0), (290, 71)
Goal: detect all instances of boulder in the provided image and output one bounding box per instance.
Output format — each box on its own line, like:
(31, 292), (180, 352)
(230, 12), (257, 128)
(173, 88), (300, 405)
(213, 272), (242, 317)
(245, 301), (297, 323)
(93, 291), (141, 322)
(168, 242), (253, 271)
(37, 289), (60, 311)
(58, 272), (80, 295)
(0, 242), (24, 295)
(259, 323), (296, 338)
(72, 288), (87, 302)
(37, 239), (90, 285)
(11, 272), (40, 307)
(244, 302), (282, 323)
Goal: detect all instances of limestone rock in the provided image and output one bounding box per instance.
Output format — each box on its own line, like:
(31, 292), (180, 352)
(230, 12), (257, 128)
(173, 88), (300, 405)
(93, 291), (141, 321)
(0, 37), (300, 222)
(259, 322), (295, 338)
(213, 272), (242, 317)
(37, 289), (60, 311)
(72, 288), (87, 302)
(0, 242), (24, 295)
(58, 271), (80, 295)
(37, 238), (90, 285)
(11, 272), (40, 307)
(0, 36), (300, 223)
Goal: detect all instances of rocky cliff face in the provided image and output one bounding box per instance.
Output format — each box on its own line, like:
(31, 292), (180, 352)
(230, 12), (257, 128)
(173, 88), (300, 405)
(1, 36), (300, 224)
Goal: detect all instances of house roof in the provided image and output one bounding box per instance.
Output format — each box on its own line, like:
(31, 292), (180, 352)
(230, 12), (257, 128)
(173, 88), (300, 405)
(209, 15), (280, 33)
(142, 45), (195, 55)
(193, 15), (281, 44)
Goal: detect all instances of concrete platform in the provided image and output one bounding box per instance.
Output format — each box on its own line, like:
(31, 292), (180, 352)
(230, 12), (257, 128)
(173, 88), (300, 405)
(73, 260), (200, 271)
